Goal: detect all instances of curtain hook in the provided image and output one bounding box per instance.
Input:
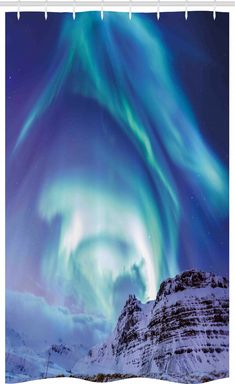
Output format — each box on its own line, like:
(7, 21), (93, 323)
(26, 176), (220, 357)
(17, 0), (21, 20)
(129, 0), (132, 20)
(45, 0), (48, 20)
(185, 0), (188, 20)
(213, 0), (217, 20)
(73, 0), (76, 20)
(157, 0), (160, 20)
(101, 0), (104, 20)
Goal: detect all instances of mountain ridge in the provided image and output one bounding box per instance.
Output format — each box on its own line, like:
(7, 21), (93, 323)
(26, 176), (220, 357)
(73, 269), (229, 383)
(6, 269), (229, 383)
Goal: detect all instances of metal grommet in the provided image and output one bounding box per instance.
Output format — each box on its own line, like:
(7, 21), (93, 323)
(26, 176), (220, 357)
(129, 0), (132, 20)
(157, 0), (160, 20)
(17, 0), (20, 20)
(213, 0), (217, 20)
(73, 0), (76, 20)
(185, 0), (188, 20)
(45, 0), (48, 20)
(101, 0), (104, 20)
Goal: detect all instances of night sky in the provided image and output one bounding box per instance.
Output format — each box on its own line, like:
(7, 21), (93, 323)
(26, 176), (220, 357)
(6, 12), (229, 350)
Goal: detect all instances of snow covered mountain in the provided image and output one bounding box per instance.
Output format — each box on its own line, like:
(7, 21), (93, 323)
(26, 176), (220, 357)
(73, 270), (229, 383)
(6, 326), (47, 383)
(6, 325), (86, 382)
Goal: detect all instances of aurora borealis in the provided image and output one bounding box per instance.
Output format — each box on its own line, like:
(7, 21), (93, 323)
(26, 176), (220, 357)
(6, 12), (229, 350)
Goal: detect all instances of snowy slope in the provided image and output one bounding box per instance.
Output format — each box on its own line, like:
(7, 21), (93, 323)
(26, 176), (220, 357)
(73, 270), (229, 383)
(6, 325), (86, 382)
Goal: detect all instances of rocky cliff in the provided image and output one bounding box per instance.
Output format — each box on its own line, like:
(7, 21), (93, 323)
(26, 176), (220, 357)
(73, 270), (229, 383)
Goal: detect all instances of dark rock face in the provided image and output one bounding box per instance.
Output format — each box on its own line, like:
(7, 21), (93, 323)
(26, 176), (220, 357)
(155, 270), (228, 303)
(50, 344), (71, 355)
(143, 272), (229, 382)
(74, 270), (229, 383)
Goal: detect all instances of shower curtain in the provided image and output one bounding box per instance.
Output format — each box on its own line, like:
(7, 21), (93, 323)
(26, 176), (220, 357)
(6, 11), (229, 383)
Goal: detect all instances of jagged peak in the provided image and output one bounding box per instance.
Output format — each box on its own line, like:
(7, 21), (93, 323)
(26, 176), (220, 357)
(76, 269), (229, 381)
(125, 294), (138, 305)
(116, 294), (142, 325)
(156, 269), (228, 302)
